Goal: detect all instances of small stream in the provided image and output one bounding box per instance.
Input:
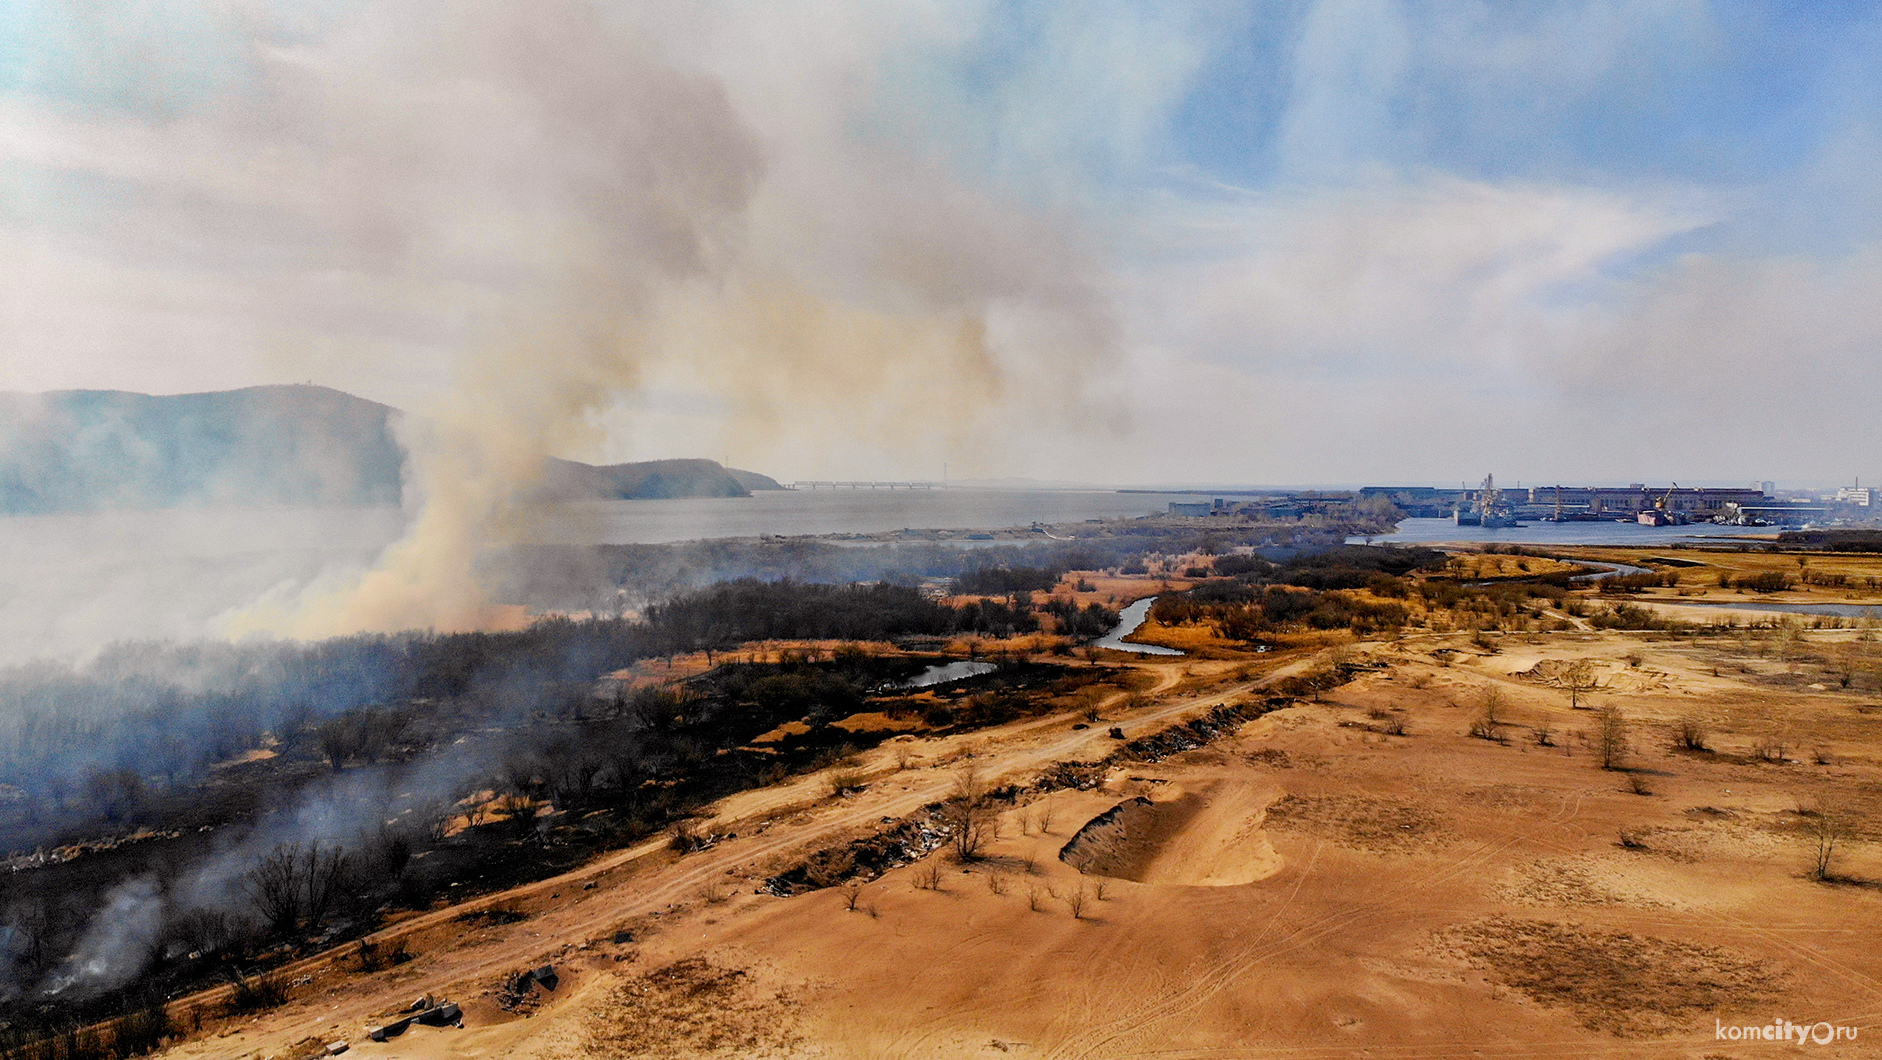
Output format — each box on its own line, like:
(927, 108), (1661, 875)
(1567, 560), (1655, 582)
(1093, 597), (1185, 656)
(896, 660), (999, 688)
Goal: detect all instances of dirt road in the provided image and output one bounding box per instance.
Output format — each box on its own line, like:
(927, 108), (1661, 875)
(167, 653), (1300, 1057)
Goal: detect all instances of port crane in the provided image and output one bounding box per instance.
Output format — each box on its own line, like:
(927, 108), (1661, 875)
(1639, 483), (1687, 526)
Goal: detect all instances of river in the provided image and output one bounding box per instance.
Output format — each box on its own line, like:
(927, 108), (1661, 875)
(536, 488), (1205, 545)
(0, 489), (1204, 665)
(1352, 517), (1780, 548)
(1094, 597), (1184, 656)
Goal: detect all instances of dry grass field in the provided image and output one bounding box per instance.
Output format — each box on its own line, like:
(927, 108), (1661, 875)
(1558, 545), (1882, 604)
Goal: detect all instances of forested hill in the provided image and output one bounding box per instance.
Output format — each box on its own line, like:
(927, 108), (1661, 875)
(534, 457), (785, 501)
(0, 385), (782, 513)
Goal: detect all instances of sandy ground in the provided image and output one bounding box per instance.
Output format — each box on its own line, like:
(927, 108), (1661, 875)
(166, 627), (1882, 1059)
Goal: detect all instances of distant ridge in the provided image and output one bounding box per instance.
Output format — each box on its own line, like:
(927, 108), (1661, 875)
(534, 457), (784, 501)
(0, 385), (404, 514)
(726, 466), (786, 492)
(0, 385), (783, 514)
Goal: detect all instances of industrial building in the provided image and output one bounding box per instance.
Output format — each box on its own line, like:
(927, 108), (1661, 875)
(1522, 485), (1767, 519)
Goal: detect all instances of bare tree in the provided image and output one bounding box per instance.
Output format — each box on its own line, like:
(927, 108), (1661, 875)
(1596, 705), (1629, 771)
(1564, 661), (1597, 710)
(302, 843), (353, 929)
(944, 764), (993, 861)
(1810, 809), (1852, 881)
(316, 718), (360, 772)
(243, 845), (305, 935)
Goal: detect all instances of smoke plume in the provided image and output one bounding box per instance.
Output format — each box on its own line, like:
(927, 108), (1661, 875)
(114, 0), (1116, 640)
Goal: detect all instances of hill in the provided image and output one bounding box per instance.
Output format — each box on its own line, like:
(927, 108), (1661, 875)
(534, 457), (784, 501)
(0, 385), (404, 514)
(0, 385), (783, 513)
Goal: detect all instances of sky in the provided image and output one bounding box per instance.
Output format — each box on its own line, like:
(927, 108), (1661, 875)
(4, 0), (1882, 488)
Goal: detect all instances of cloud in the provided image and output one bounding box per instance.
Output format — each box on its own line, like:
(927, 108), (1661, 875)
(1129, 175), (1711, 375)
(6, 0), (1882, 574)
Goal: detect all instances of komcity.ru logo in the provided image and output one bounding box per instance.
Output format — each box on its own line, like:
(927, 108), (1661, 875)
(1717, 1017), (1858, 1045)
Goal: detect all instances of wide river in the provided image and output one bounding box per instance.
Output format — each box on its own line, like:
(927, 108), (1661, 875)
(1352, 517), (1781, 548)
(0, 489), (1206, 664)
(535, 488), (1207, 544)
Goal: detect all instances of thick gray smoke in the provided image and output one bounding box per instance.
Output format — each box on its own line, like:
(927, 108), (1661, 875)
(1, 1), (1123, 653)
(6, 0), (1114, 643)
(0, 0), (1127, 1003)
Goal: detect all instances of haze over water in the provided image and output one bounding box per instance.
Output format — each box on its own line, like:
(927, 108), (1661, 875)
(0, 490), (1198, 665)
(538, 488), (1206, 544)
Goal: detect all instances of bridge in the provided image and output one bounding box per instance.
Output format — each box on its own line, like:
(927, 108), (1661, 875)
(787, 481), (946, 490)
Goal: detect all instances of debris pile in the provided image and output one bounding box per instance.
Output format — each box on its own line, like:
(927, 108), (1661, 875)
(366, 995), (464, 1040)
(495, 963), (561, 1013)
(763, 809), (951, 895)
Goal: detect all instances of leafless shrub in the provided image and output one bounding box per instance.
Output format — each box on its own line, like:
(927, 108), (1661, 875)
(1627, 772), (1654, 796)
(829, 770), (866, 797)
(1810, 809), (1851, 881)
(913, 861), (943, 891)
(1026, 883), (1045, 911)
(1468, 715), (1507, 744)
(1754, 737), (1788, 763)
(986, 872), (1008, 895)
(356, 935), (412, 972)
(1064, 883), (1089, 920)
(1481, 686), (1504, 724)
(840, 881), (865, 911)
(1093, 877), (1110, 900)
(1597, 705), (1629, 770)
(1533, 723), (1554, 747)
(944, 764), (993, 861)
(222, 969), (289, 1015)
(894, 743), (917, 771)
(1036, 799), (1056, 835)
(1674, 717), (1711, 752)
(670, 820), (705, 853)
(1813, 746), (1834, 766)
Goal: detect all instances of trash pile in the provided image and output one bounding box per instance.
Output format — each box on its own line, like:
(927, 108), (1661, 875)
(366, 993), (466, 1041)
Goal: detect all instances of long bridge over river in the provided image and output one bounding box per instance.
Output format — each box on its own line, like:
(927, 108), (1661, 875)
(786, 481), (946, 490)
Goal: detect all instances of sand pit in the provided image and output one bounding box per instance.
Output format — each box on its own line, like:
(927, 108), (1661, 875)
(1058, 780), (1282, 886)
